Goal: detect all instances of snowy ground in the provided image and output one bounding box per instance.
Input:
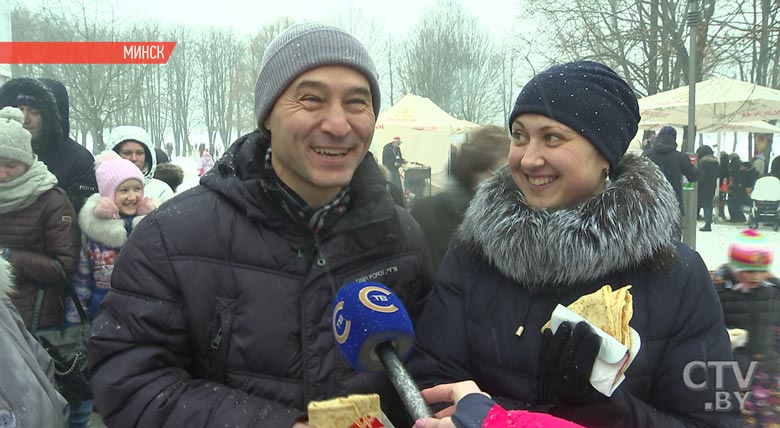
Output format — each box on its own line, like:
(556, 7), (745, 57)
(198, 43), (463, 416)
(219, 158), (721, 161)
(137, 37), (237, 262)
(693, 216), (779, 272)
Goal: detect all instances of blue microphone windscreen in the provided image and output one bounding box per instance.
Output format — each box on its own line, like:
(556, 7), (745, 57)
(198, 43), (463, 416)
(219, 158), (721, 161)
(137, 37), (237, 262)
(332, 282), (414, 372)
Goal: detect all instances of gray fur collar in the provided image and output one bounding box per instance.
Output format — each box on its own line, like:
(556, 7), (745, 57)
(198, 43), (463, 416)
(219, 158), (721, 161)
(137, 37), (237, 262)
(0, 257), (12, 299)
(457, 154), (680, 292)
(79, 193), (146, 248)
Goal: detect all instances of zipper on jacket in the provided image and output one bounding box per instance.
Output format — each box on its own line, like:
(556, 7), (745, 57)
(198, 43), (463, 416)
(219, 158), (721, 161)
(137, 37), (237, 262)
(208, 305), (234, 383)
(210, 324), (223, 350)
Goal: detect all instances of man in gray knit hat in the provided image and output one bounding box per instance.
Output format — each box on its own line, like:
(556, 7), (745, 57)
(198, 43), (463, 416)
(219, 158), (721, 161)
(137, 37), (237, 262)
(89, 23), (432, 428)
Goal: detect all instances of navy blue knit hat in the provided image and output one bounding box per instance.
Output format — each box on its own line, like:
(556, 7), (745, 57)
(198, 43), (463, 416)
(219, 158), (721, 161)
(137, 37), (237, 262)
(657, 125), (677, 141)
(509, 61), (640, 170)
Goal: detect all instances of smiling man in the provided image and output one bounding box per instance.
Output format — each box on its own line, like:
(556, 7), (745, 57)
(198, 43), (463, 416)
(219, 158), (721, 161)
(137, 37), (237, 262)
(88, 23), (433, 428)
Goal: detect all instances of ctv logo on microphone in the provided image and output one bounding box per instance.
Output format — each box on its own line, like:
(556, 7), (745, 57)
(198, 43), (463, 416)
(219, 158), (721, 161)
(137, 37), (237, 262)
(359, 286), (398, 313)
(333, 285), (399, 345)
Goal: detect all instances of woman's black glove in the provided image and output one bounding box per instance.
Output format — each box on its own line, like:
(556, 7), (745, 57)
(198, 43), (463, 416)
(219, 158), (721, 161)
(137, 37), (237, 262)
(538, 321), (602, 405)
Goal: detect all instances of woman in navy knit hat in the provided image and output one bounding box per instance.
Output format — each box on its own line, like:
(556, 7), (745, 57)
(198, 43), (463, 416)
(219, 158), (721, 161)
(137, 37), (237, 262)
(412, 61), (740, 428)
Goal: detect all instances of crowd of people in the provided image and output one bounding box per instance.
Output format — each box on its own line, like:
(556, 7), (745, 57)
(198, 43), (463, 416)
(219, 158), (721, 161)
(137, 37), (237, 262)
(0, 21), (776, 428)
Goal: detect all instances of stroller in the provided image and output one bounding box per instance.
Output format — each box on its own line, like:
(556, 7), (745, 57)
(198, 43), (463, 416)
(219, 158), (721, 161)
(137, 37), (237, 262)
(748, 176), (780, 231)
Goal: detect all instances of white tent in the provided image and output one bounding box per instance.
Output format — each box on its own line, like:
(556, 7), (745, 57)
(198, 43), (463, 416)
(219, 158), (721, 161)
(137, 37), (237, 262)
(370, 94), (478, 191)
(639, 120), (780, 134)
(638, 76), (780, 128)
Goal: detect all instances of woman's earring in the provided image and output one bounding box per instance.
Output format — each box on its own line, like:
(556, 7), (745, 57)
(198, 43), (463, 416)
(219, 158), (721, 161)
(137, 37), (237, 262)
(603, 168), (610, 177)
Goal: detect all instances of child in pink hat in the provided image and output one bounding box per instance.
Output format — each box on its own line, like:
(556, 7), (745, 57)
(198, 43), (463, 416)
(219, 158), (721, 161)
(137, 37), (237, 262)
(65, 151), (156, 323)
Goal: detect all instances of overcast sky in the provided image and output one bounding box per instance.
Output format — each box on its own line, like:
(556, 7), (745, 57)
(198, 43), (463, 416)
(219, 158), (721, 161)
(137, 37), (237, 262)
(122, 0), (517, 35)
(111, 0), (519, 38)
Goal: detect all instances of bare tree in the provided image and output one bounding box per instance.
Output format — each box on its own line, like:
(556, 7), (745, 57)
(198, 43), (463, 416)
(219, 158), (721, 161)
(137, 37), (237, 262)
(330, 8), (397, 108)
(166, 26), (197, 156)
(234, 18), (297, 139)
(519, 0), (735, 96)
(400, 0), (503, 123)
(25, 1), (147, 152)
(197, 28), (244, 151)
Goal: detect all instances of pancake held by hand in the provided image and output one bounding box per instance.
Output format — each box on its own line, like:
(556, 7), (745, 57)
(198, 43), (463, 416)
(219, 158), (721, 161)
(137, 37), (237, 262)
(544, 285), (633, 348)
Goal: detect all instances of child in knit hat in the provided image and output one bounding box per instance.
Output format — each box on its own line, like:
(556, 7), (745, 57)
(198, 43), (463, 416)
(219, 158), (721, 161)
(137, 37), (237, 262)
(65, 151), (156, 324)
(715, 229), (780, 428)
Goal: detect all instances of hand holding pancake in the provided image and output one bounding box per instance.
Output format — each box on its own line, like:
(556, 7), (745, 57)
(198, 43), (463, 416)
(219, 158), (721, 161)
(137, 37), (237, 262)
(539, 321), (601, 405)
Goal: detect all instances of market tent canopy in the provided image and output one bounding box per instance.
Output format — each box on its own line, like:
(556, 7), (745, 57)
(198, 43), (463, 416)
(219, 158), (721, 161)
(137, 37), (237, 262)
(639, 120), (780, 134)
(638, 76), (780, 128)
(370, 94), (479, 191)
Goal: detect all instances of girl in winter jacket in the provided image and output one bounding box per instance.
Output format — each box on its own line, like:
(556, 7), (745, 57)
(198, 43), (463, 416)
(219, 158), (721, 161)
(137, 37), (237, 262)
(412, 61), (740, 428)
(65, 151), (155, 323)
(63, 152), (155, 427)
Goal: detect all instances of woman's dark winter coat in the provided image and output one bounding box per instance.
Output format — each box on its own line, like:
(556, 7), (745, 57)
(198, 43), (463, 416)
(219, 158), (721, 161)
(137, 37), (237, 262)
(412, 154), (741, 428)
(698, 154), (720, 209)
(645, 134), (699, 214)
(87, 132), (433, 428)
(411, 181), (474, 271)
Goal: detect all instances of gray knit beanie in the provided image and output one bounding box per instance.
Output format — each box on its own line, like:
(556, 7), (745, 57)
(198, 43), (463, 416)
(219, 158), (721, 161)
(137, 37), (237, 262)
(254, 22), (381, 138)
(0, 106), (34, 166)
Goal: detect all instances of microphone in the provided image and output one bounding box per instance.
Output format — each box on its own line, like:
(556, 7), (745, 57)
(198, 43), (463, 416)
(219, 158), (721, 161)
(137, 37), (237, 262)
(332, 281), (433, 421)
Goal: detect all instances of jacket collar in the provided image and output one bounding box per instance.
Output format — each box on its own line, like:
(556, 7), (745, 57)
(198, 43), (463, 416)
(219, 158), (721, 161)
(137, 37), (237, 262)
(457, 154), (680, 292)
(202, 131), (396, 236)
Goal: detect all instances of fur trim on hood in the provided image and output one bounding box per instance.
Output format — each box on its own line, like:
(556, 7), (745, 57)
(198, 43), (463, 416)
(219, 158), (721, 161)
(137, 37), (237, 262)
(79, 193), (148, 248)
(457, 154), (680, 293)
(0, 78), (64, 147)
(109, 125), (158, 180)
(0, 257), (12, 299)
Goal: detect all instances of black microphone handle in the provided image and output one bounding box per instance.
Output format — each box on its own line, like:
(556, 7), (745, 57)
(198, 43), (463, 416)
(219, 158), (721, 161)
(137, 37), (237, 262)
(376, 341), (433, 421)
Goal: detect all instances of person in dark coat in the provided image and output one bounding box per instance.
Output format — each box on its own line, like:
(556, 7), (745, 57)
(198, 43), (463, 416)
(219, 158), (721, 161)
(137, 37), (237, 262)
(727, 161), (759, 223)
(155, 147), (170, 165)
(770, 155), (780, 180)
(695, 145), (720, 231)
(644, 125), (699, 216)
(412, 61), (740, 428)
(87, 23), (433, 428)
(411, 125), (509, 271)
(0, 77), (97, 213)
(714, 229), (780, 427)
(382, 136), (406, 190)
(378, 164), (406, 207)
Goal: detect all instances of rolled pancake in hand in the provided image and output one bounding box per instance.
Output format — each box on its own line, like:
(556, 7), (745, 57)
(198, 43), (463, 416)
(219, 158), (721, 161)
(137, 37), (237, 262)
(543, 285), (633, 349)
